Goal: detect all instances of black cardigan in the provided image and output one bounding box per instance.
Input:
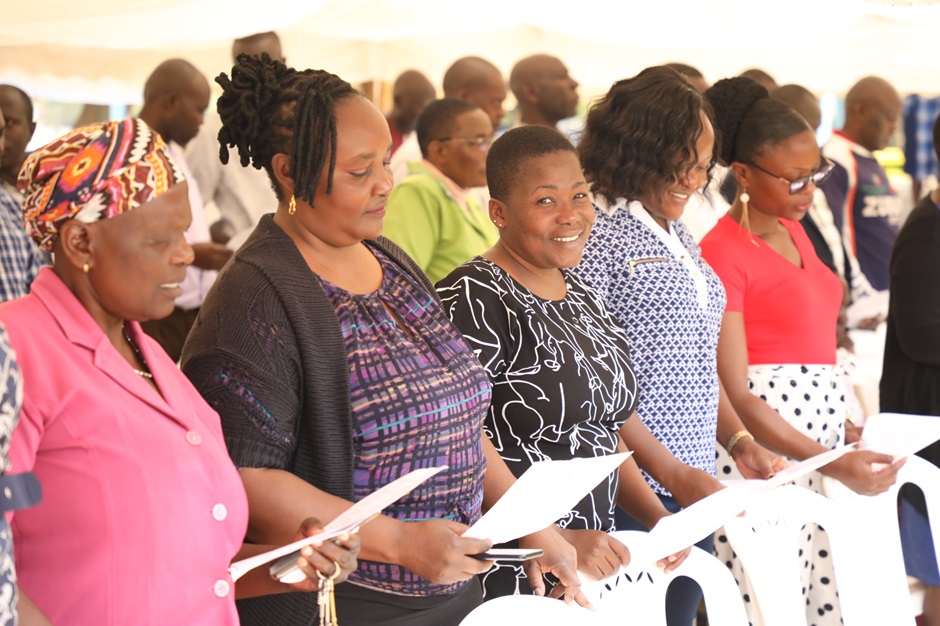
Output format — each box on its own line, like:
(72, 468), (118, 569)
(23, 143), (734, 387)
(182, 214), (437, 626)
(881, 194), (940, 471)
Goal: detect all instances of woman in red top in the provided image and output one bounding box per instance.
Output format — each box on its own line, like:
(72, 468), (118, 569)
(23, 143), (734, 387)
(699, 77), (901, 626)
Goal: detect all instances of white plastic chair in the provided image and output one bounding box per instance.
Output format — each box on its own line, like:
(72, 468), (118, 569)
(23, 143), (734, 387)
(577, 530), (749, 626)
(820, 454), (940, 626)
(720, 484), (846, 626)
(459, 593), (601, 626)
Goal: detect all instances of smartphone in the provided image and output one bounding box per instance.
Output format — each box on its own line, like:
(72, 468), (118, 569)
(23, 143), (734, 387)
(471, 548), (544, 562)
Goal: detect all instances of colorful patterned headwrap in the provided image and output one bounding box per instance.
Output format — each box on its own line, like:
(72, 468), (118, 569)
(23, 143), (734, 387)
(17, 118), (184, 252)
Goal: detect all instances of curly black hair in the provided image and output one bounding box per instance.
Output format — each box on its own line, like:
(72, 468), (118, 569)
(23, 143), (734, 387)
(486, 125), (577, 201)
(578, 66), (716, 205)
(215, 53), (359, 204)
(705, 76), (810, 165)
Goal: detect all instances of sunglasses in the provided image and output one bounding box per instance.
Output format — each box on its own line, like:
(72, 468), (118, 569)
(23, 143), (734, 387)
(747, 158), (835, 195)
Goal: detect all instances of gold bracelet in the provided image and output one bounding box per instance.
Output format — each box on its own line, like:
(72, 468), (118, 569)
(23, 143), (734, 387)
(726, 430), (754, 456)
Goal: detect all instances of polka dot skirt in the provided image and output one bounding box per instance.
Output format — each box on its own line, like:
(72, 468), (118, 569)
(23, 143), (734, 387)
(715, 364), (847, 626)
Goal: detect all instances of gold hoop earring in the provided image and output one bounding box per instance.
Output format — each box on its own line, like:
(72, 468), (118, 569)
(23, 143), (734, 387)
(82, 263), (90, 274)
(288, 195), (297, 216)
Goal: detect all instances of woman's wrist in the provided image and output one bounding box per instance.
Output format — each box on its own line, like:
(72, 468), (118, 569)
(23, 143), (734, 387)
(725, 429), (755, 458)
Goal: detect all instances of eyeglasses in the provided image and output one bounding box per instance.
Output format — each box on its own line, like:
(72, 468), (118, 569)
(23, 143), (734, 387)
(434, 135), (495, 150)
(747, 158), (835, 195)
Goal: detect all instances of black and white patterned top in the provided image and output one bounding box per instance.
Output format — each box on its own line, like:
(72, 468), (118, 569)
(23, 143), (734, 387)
(438, 257), (638, 534)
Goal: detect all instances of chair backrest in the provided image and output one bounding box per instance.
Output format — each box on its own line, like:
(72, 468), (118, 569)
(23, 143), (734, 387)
(724, 465), (940, 626)
(458, 594), (601, 626)
(577, 530), (749, 626)
(721, 484), (843, 626)
(821, 454), (940, 626)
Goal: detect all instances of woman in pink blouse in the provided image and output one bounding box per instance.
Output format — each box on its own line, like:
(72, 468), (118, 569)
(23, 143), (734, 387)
(1, 118), (358, 625)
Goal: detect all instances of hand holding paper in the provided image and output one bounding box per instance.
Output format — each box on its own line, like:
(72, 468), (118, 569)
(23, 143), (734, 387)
(228, 466), (447, 583)
(462, 453), (632, 544)
(856, 412), (940, 458)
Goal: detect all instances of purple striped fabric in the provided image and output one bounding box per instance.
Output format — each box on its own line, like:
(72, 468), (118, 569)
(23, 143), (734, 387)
(320, 244), (491, 597)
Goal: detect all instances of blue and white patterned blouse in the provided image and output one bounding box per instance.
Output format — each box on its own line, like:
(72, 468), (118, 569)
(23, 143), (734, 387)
(577, 200), (726, 495)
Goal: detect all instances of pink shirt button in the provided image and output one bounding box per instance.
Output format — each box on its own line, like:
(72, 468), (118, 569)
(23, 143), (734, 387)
(211, 504), (227, 522)
(213, 579), (230, 598)
(185, 431), (202, 446)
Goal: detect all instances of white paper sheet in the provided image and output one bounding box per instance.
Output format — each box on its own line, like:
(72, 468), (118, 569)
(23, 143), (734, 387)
(462, 453), (631, 544)
(638, 486), (760, 563)
(764, 442), (857, 489)
(857, 412), (940, 458)
(623, 445), (855, 564)
(228, 465), (447, 582)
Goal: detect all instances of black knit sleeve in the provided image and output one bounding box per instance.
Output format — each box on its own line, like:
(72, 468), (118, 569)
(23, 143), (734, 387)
(888, 203), (940, 366)
(182, 261), (303, 470)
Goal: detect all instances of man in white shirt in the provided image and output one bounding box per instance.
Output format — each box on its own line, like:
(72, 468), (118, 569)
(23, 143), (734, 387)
(184, 32), (283, 250)
(138, 59), (232, 361)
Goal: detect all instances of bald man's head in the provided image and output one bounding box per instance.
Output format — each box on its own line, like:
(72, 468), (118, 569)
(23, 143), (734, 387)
(773, 84), (821, 132)
(665, 63), (708, 92)
(441, 56), (507, 128)
(843, 76), (901, 152)
(232, 31), (283, 63)
(740, 68), (778, 93)
(388, 70), (436, 135)
(140, 59), (210, 147)
(509, 54), (579, 128)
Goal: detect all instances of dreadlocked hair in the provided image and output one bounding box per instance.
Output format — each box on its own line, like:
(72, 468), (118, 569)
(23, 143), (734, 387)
(215, 53), (359, 204)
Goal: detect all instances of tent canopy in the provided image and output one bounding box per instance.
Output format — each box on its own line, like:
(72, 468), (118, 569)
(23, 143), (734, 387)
(3, 0), (940, 104)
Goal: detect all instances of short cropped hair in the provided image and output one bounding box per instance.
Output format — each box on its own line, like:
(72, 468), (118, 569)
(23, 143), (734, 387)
(415, 98), (480, 158)
(486, 125), (577, 201)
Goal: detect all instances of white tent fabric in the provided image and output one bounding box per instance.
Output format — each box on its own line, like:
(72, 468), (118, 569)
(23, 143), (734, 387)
(2, 0), (940, 103)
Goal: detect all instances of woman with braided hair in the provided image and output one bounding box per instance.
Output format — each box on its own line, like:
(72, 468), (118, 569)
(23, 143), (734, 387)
(699, 76), (902, 625)
(181, 54), (583, 625)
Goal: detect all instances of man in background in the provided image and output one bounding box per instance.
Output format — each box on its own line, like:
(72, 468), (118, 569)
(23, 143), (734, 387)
(665, 62), (708, 92)
(185, 31), (283, 250)
(386, 70), (436, 156)
(740, 68), (778, 93)
(138, 59), (232, 361)
(383, 99), (497, 283)
(0, 86), (36, 201)
(509, 54), (580, 129)
(390, 56), (506, 184)
(0, 103), (45, 301)
(822, 76), (903, 291)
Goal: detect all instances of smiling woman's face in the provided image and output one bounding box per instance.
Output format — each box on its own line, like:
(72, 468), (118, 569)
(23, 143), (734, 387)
(494, 150), (595, 270)
(639, 111), (715, 229)
(83, 181), (194, 323)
